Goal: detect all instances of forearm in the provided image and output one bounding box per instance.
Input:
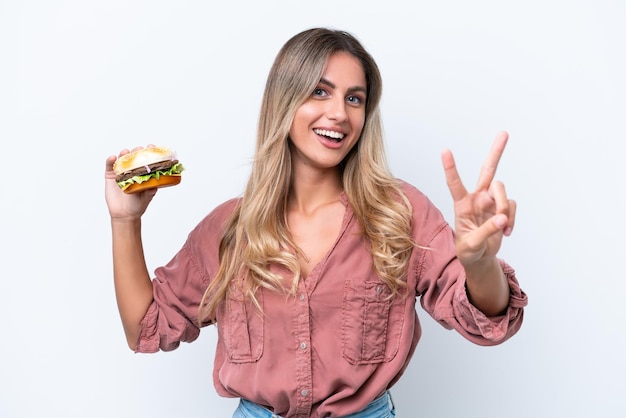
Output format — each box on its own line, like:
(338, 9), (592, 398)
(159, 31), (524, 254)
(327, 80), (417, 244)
(111, 218), (154, 349)
(464, 257), (510, 317)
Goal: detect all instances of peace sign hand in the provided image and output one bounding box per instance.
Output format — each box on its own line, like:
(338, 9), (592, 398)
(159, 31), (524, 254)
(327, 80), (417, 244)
(442, 131), (517, 269)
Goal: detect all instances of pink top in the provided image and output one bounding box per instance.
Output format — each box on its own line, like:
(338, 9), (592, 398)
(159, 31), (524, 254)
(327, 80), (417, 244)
(136, 181), (527, 417)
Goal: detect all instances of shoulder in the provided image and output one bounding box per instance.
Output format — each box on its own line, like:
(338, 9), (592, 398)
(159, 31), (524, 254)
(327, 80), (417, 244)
(396, 179), (433, 210)
(187, 197), (241, 242)
(206, 197), (242, 222)
(395, 179), (449, 240)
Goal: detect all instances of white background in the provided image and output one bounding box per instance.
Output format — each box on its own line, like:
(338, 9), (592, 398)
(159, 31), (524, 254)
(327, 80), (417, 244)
(1, 1), (625, 417)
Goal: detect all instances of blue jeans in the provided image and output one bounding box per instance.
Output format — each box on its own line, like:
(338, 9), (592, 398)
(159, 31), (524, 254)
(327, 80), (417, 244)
(232, 391), (396, 417)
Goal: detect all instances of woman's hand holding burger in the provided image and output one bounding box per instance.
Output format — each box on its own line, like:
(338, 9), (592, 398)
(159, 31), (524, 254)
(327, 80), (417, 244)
(105, 145), (183, 220)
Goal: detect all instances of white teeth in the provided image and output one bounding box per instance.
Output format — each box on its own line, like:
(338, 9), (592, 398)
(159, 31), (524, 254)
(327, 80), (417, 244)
(314, 129), (344, 140)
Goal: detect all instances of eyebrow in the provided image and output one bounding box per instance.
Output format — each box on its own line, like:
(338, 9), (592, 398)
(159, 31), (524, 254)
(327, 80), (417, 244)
(319, 78), (367, 95)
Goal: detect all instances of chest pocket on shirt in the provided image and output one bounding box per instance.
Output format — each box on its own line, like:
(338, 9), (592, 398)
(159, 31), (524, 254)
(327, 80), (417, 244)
(222, 285), (264, 363)
(342, 280), (404, 364)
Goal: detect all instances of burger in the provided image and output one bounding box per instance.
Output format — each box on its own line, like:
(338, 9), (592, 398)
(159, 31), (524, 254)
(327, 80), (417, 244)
(113, 146), (184, 194)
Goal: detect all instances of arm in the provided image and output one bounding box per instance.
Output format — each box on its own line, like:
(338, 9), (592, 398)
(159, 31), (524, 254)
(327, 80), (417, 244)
(105, 150), (158, 349)
(463, 256), (509, 317)
(442, 131), (517, 316)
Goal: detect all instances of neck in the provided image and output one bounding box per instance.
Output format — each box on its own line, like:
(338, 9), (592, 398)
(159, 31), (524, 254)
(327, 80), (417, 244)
(288, 166), (343, 215)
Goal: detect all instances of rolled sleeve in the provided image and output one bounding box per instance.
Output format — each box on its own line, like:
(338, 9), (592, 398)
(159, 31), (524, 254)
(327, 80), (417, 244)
(416, 226), (528, 346)
(133, 199), (237, 354)
(135, 240), (210, 353)
(452, 260), (527, 345)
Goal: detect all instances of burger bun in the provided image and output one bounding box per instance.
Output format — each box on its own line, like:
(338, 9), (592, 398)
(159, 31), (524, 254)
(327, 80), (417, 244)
(113, 146), (176, 175)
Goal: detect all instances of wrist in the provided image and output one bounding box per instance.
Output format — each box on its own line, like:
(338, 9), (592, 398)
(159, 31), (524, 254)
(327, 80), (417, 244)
(463, 257), (501, 280)
(110, 216), (142, 226)
(464, 258), (509, 316)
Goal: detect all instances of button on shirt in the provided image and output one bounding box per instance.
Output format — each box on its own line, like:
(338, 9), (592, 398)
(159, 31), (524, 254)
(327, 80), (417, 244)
(136, 181), (528, 418)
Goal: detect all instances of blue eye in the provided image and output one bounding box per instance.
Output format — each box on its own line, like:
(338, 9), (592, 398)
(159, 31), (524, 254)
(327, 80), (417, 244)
(313, 88), (328, 97)
(347, 95), (364, 105)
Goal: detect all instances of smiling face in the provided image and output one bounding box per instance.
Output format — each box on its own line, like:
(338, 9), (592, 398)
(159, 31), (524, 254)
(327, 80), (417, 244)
(288, 52), (367, 174)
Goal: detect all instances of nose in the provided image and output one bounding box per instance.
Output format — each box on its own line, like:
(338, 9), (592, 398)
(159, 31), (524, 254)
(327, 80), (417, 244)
(326, 97), (348, 122)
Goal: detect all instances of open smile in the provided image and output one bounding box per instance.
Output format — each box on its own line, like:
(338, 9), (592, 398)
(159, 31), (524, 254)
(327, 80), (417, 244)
(314, 128), (345, 142)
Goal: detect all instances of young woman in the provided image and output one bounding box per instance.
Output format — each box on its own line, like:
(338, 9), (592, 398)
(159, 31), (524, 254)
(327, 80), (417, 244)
(104, 27), (527, 418)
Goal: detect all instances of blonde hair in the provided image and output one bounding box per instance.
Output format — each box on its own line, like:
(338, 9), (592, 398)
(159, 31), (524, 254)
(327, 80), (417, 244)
(199, 28), (414, 322)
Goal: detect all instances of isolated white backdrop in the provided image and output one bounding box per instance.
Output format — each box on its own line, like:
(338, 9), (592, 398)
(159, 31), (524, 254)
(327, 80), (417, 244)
(1, 1), (624, 417)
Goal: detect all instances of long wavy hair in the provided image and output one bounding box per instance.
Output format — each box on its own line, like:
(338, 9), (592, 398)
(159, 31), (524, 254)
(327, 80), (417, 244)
(198, 28), (414, 323)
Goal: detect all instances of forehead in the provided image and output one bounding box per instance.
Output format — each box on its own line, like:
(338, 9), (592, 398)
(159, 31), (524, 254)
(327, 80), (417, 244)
(320, 52), (366, 88)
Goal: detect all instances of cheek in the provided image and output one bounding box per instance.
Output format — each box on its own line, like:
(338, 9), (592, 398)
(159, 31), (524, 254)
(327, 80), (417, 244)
(351, 112), (366, 137)
(296, 102), (319, 121)
(290, 105), (315, 135)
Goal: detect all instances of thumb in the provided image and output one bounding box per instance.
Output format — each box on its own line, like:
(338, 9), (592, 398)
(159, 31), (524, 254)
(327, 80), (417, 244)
(492, 213), (508, 230)
(469, 214), (507, 247)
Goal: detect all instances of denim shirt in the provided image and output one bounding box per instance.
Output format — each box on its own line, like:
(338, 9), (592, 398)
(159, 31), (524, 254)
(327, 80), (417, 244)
(136, 180), (527, 418)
